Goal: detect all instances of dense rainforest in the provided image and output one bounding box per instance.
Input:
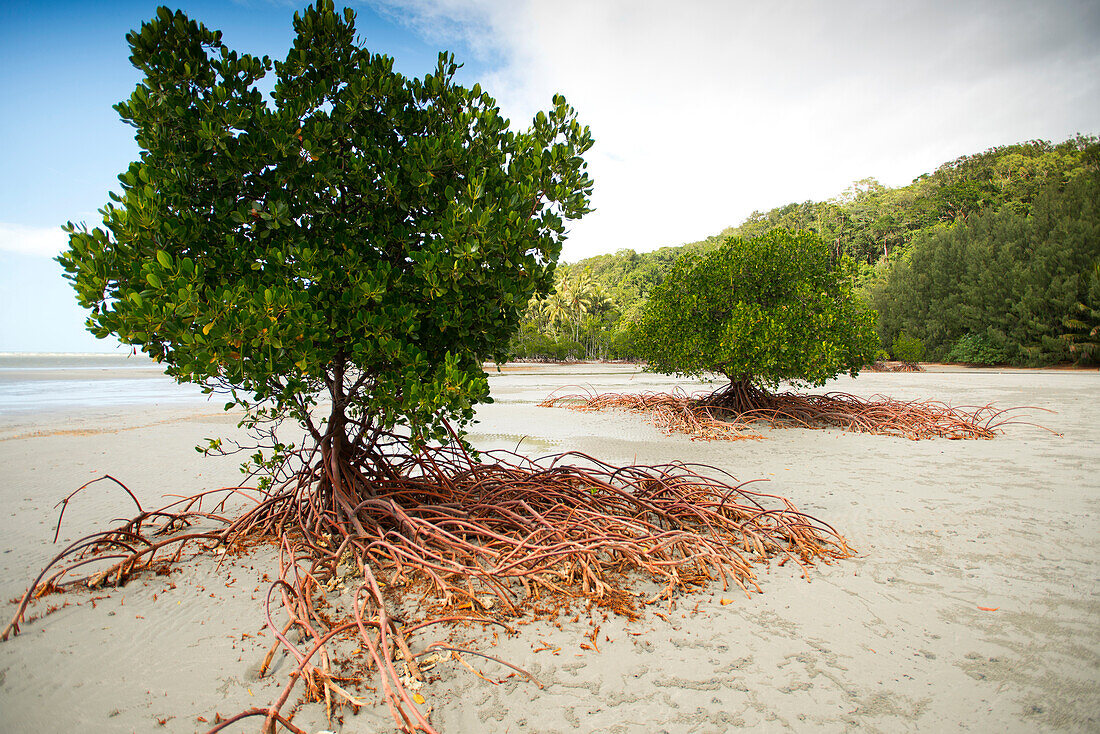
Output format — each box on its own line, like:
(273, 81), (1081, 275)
(510, 134), (1100, 366)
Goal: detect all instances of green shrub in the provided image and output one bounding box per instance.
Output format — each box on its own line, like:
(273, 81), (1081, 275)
(636, 229), (879, 389)
(891, 333), (926, 362)
(945, 332), (1009, 365)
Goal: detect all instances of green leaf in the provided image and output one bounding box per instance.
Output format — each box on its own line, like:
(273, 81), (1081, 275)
(59, 2), (593, 459)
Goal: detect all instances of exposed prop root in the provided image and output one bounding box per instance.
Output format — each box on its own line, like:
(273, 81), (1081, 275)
(540, 387), (767, 441)
(868, 360), (924, 372)
(2, 445), (851, 732)
(540, 384), (1053, 441)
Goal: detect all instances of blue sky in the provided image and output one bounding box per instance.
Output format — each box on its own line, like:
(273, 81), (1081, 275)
(0, 0), (487, 352)
(1, 0), (1098, 352)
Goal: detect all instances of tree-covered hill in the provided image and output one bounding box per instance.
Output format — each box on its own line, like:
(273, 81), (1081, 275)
(722, 135), (1097, 263)
(510, 134), (1099, 366)
(873, 170), (1099, 364)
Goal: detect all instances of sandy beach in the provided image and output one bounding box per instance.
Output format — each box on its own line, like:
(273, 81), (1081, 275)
(0, 363), (1097, 732)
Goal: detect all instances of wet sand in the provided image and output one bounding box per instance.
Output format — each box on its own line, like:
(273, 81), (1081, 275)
(0, 364), (1097, 732)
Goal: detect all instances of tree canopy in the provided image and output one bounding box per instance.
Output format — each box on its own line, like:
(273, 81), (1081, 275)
(508, 134), (1098, 367)
(58, 2), (594, 450)
(22, 8), (864, 731)
(636, 230), (878, 389)
(721, 136), (1098, 264)
(872, 170), (1100, 365)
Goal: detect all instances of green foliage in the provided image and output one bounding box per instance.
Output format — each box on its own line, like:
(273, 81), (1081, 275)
(507, 233), (727, 363)
(1059, 260), (1100, 364)
(944, 333), (1010, 366)
(510, 322), (581, 361)
(721, 136), (1096, 266)
(510, 266), (640, 361)
(891, 333), (925, 362)
(57, 2), (593, 446)
(874, 171), (1100, 365)
(512, 134), (1097, 368)
(636, 230), (878, 389)
(536, 270), (609, 342)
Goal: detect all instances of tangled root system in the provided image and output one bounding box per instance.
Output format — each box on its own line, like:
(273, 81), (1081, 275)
(2, 440), (851, 733)
(540, 382), (1051, 441)
(868, 360), (924, 373)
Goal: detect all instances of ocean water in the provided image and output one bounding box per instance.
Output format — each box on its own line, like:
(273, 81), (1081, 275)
(0, 353), (214, 414)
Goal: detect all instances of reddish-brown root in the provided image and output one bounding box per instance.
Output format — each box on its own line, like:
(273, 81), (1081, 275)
(3, 443), (853, 733)
(540, 385), (1053, 441)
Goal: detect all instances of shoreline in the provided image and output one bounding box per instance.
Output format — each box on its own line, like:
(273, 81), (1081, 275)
(0, 366), (1097, 732)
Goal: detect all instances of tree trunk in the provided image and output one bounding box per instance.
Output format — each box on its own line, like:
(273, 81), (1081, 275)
(704, 376), (772, 414)
(321, 361), (369, 532)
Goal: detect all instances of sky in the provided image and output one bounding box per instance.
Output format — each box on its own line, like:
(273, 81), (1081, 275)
(1, 0), (1098, 353)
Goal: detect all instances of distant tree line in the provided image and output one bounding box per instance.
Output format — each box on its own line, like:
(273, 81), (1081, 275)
(872, 169), (1100, 364)
(508, 135), (1099, 366)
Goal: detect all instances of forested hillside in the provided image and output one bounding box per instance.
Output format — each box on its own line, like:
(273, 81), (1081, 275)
(510, 135), (1099, 366)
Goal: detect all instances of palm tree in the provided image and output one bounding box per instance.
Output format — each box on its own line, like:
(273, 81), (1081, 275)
(560, 271), (610, 343)
(540, 289), (574, 337)
(529, 270), (614, 357)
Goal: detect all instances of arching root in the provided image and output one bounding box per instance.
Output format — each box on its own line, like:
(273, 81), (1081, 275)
(540, 385), (1054, 441)
(3, 445), (852, 732)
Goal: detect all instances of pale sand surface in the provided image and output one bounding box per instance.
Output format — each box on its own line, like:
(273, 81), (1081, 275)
(0, 364), (1097, 732)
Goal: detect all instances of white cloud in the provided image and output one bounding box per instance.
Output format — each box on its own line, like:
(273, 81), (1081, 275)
(374, 0), (1100, 261)
(0, 223), (70, 257)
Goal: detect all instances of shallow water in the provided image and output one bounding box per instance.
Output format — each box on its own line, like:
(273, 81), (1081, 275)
(0, 353), (218, 414)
